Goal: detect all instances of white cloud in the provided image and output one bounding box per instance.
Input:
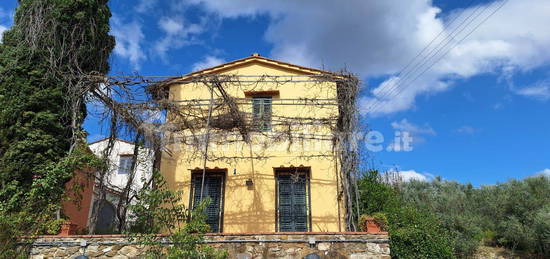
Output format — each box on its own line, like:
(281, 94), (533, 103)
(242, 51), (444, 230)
(387, 119), (434, 151)
(391, 118), (435, 136)
(512, 80), (550, 101)
(135, 0), (158, 13)
(398, 170), (430, 182)
(186, 0), (550, 116)
(383, 169), (433, 183)
(159, 17), (185, 35)
(535, 168), (550, 176)
(111, 16), (146, 70)
(456, 125), (477, 135)
(188, 0), (440, 74)
(154, 17), (204, 60)
(191, 55), (226, 71)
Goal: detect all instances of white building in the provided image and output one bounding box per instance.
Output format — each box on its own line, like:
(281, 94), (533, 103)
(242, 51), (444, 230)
(88, 138), (154, 233)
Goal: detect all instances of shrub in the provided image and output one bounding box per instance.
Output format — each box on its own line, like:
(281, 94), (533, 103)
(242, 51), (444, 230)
(127, 171), (227, 259)
(358, 214), (371, 232)
(357, 170), (456, 258)
(0, 212), (26, 259)
(390, 226), (454, 259)
(387, 206), (455, 259)
(372, 212), (388, 231)
(357, 170), (400, 214)
(533, 205), (550, 255)
(479, 229), (496, 246)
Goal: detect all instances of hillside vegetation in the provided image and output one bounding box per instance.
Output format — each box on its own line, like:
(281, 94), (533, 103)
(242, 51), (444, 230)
(358, 171), (550, 259)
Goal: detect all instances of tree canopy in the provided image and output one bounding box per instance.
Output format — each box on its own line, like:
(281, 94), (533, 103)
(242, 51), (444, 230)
(0, 0), (114, 212)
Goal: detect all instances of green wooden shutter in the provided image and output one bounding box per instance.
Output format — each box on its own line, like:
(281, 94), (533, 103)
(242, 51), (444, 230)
(262, 98), (272, 130)
(293, 174), (308, 232)
(192, 175), (223, 232)
(252, 99), (261, 121)
(252, 97), (272, 131)
(278, 173), (308, 232)
(278, 175), (293, 232)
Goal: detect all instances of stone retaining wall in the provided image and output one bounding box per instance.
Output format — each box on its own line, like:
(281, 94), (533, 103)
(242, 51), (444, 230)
(25, 232), (390, 259)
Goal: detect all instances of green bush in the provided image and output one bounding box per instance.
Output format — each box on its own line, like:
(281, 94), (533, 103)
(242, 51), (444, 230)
(0, 212), (26, 259)
(387, 206), (455, 259)
(479, 229), (496, 246)
(390, 226), (454, 259)
(357, 170), (400, 214)
(127, 171), (227, 259)
(533, 205), (550, 255)
(358, 214), (371, 232)
(357, 170), (456, 258)
(0, 147), (104, 258)
(372, 212), (388, 231)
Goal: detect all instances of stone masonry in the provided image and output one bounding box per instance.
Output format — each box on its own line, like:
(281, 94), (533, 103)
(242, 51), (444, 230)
(24, 232), (390, 259)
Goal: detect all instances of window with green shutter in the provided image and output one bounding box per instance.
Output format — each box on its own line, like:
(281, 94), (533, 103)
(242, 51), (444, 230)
(252, 97), (272, 131)
(190, 172), (225, 233)
(276, 169), (311, 232)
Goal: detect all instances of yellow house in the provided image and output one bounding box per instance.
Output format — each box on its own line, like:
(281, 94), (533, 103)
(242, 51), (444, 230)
(160, 54), (354, 233)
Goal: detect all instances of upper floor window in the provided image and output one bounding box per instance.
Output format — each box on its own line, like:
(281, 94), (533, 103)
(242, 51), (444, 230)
(118, 155), (134, 174)
(252, 97), (272, 131)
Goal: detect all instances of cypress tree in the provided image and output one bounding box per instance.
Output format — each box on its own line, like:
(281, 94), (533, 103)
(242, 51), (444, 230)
(0, 0), (114, 212)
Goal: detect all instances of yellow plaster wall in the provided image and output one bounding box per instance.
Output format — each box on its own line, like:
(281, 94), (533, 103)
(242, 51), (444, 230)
(160, 61), (344, 233)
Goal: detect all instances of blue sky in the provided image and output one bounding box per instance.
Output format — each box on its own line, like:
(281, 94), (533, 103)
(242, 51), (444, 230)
(1, 0), (549, 185)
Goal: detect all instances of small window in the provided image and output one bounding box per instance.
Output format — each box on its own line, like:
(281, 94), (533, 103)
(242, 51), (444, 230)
(118, 155), (134, 174)
(252, 97), (272, 131)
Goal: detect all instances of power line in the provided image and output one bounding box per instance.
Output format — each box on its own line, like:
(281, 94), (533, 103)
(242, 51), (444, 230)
(390, 0), (478, 84)
(366, 1), (486, 110)
(366, 1), (497, 113)
(366, 0), (508, 115)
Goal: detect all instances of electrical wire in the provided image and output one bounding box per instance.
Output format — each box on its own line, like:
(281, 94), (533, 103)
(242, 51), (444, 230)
(366, 0), (508, 115)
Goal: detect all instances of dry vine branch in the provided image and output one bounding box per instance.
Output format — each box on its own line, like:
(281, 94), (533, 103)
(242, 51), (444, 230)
(82, 71), (362, 232)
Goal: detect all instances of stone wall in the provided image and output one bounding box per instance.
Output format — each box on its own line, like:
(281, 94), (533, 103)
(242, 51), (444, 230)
(25, 232), (390, 259)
